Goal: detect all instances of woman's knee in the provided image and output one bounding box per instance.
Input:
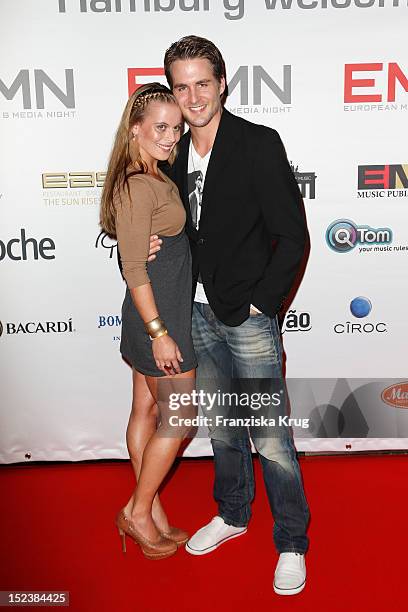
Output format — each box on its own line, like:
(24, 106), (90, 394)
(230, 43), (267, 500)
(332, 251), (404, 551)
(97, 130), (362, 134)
(129, 400), (158, 420)
(130, 370), (158, 417)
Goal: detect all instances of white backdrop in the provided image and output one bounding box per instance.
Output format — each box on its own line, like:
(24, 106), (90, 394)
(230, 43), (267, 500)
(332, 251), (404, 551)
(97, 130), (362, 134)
(1, 1), (407, 463)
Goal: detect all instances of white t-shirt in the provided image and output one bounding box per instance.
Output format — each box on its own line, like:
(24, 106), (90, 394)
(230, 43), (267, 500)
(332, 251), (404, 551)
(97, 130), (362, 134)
(187, 141), (212, 304)
(187, 140), (262, 313)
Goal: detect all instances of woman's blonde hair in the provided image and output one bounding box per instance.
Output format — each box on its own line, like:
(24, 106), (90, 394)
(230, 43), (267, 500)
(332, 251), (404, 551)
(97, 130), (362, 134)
(100, 83), (179, 237)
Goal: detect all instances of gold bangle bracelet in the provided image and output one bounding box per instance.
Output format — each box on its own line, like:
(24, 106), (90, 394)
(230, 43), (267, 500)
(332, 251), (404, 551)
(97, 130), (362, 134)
(150, 329), (168, 341)
(145, 316), (165, 335)
(145, 316), (168, 340)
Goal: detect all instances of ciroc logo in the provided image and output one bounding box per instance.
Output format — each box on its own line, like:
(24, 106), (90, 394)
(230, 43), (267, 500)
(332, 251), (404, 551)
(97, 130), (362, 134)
(350, 296), (372, 318)
(334, 297), (387, 334)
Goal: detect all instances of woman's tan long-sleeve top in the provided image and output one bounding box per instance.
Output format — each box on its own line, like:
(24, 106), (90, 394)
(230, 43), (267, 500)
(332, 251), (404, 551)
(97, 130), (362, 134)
(114, 170), (186, 289)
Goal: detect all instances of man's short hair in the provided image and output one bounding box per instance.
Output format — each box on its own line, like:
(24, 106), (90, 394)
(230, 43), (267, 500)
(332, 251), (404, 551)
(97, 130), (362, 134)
(164, 35), (228, 104)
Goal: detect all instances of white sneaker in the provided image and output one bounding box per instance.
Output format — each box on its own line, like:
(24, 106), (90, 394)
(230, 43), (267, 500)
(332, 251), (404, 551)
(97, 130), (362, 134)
(185, 516), (247, 556)
(273, 552), (306, 595)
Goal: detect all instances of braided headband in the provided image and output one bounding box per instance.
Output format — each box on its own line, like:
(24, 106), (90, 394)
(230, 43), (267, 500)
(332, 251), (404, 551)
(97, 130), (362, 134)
(131, 85), (172, 111)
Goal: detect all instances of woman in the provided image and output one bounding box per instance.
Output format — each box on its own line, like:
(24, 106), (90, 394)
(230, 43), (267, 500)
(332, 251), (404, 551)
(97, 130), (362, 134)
(100, 83), (197, 560)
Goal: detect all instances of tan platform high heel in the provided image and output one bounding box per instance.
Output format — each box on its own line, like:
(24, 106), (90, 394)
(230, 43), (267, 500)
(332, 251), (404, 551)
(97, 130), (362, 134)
(159, 526), (189, 547)
(116, 510), (177, 560)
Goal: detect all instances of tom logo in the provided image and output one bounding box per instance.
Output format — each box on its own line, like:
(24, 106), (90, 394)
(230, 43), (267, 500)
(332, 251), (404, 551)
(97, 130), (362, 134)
(381, 382), (408, 409)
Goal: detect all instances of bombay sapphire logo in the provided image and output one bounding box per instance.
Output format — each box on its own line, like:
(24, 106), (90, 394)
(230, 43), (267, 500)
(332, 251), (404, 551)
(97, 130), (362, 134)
(350, 297), (372, 318)
(326, 219), (392, 253)
(98, 315), (121, 342)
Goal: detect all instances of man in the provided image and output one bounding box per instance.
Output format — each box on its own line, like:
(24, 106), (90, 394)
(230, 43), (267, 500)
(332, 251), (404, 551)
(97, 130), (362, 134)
(150, 35), (310, 595)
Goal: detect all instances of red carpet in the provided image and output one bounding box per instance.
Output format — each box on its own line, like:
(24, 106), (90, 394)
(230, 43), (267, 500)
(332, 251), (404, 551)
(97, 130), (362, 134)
(1, 455), (407, 611)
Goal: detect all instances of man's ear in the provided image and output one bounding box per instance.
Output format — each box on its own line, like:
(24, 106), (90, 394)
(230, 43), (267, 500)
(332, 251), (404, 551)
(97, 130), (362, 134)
(219, 76), (226, 97)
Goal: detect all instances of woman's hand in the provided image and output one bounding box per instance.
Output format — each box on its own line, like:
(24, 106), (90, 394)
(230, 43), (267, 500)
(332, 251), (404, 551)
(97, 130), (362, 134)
(152, 334), (183, 375)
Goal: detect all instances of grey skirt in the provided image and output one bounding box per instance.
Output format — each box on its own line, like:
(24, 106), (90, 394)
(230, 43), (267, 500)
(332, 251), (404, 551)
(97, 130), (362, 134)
(120, 230), (197, 377)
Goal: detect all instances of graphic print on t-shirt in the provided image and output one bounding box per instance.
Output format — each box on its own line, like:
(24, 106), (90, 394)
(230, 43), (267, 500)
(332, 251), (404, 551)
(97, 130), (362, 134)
(187, 170), (203, 230)
(188, 142), (212, 303)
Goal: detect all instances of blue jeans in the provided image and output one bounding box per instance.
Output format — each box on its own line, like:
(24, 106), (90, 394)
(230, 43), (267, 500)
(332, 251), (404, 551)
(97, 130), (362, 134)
(192, 302), (310, 554)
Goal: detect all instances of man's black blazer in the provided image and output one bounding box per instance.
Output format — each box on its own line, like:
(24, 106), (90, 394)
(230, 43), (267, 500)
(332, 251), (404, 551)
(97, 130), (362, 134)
(168, 108), (306, 327)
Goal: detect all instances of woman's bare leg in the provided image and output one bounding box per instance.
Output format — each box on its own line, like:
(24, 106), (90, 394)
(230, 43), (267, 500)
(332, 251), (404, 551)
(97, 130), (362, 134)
(123, 369), (171, 532)
(129, 369), (195, 542)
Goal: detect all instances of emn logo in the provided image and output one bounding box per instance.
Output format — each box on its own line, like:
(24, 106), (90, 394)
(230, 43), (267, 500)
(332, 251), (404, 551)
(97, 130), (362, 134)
(228, 65), (291, 105)
(0, 70), (75, 109)
(127, 66), (291, 105)
(344, 63), (408, 103)
(358, 165), (408, 190)
(128, 68), (166, 96)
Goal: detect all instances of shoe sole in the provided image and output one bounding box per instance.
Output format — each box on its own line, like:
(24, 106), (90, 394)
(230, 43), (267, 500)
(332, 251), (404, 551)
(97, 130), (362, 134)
(273, 579), (306, 596)
(175, 538), (189, 547)
(185, 528), (247, 556)
(142, 547), (178, 560)
(160, 534), (189, 547)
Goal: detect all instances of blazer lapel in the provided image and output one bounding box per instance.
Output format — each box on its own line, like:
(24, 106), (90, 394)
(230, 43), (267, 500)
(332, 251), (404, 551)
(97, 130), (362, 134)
(175, 131), (196, 235)
(199, 109), (239, 232)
